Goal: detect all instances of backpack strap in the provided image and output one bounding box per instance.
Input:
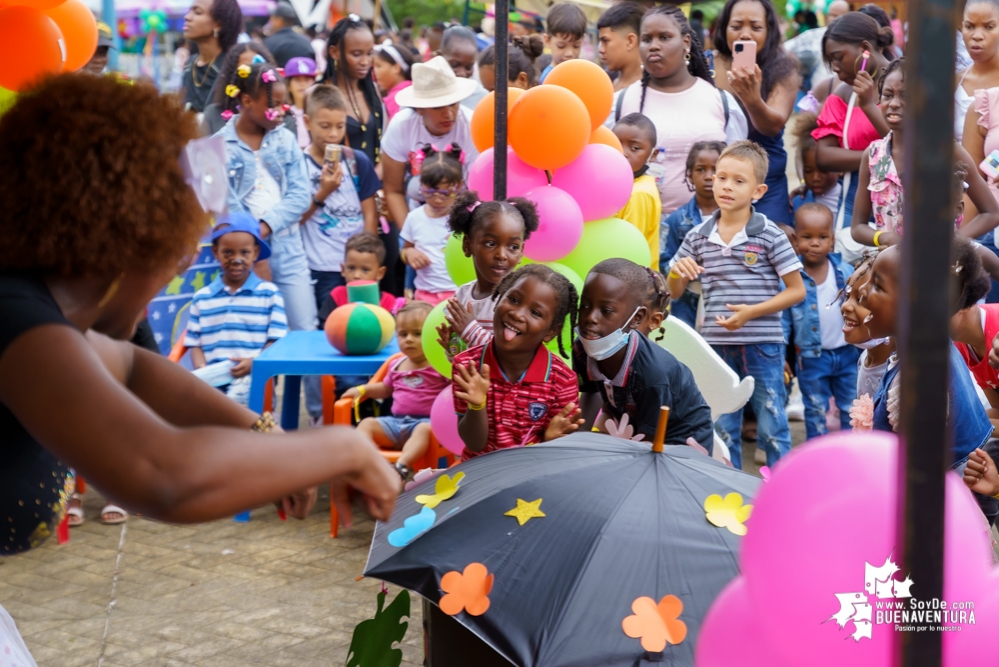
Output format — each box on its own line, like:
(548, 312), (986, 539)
(615, 88), (626, 123)
(719, 88), (730, 129)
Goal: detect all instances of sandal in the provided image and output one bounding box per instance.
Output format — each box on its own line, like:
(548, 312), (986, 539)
(67, 493), (84, 527)
(394, 462), (412, 484)
(100, 504), (128, 525)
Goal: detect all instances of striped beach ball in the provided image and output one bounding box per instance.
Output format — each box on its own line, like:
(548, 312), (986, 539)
(324, 302), (395, 355)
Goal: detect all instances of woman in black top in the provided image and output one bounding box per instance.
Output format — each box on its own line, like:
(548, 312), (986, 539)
(322, 16), (386, 166)
(180, 0), (244, 113)
(0, 75), (398, 555)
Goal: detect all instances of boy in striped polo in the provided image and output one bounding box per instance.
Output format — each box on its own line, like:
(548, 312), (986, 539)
(666, 141), (806, 469)
(186, 213), (288, 405)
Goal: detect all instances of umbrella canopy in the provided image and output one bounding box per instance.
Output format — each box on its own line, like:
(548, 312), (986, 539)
(364, 433), (760, 667)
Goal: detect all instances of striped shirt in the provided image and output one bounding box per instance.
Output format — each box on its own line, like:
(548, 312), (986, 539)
(184, 272), (287, 364)
(454, 281), (496, 348)
(453, 343), (579, 460)
(670, 209), (802, 345)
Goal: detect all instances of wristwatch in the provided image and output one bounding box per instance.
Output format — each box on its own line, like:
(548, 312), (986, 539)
(312, 197), (324, 209)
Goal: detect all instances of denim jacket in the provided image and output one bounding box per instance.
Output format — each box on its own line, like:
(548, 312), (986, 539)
(788, 253), (853, 358)
(659, 196), (703, 272)
(220, 120), (310, 237)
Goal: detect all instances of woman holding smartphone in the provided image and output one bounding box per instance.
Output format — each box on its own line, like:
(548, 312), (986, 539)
(712, 0), (800, 227)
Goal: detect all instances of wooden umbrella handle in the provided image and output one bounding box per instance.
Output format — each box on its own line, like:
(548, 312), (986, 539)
(652, 406), (670, 453)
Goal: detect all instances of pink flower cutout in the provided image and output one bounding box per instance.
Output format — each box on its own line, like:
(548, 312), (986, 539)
(605, 414), (645, 441)
(849, 394), (875, 431)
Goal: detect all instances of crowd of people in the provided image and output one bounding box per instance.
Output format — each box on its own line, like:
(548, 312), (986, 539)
(5, 0), (999, 568)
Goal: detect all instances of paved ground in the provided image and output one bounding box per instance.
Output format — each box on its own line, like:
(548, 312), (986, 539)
(0, 392), (804, 667)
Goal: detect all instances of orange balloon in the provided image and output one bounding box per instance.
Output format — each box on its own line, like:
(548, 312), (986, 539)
(470, 88), (525, 153)
(0, 6), (64, 92)
(4, 0), (66, 10)
(590, 125), (623, 152)
(544, 59), (615, 131)
(45, 0), (97, 72)
(509, 85), (590, 171)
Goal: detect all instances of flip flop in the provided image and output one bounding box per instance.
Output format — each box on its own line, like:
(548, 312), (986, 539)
(67, 494), (84, 527)
(100, 504), (128, 525)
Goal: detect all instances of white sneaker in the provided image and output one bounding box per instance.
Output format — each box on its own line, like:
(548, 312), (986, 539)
(786, 400), (805, 422)
(308, 416), (324, 428)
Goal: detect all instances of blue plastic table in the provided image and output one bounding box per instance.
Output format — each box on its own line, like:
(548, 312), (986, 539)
(248, 330), (400, 429)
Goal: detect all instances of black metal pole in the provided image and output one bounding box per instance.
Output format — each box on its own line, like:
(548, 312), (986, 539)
(493, 0), (508, 200)
(897, 0), (954, 663)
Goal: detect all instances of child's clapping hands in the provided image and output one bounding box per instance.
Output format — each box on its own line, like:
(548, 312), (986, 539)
(454, 361), (490, 408)
(544, 403), (585, 441)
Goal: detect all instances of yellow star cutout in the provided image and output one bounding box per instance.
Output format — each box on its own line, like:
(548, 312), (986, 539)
(164, 275), (185, 295)
(505, 498), (545, 526)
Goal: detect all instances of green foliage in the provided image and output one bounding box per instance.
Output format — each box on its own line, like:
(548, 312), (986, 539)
(387, 0), (469, 29)
(345, 589), (411, 667)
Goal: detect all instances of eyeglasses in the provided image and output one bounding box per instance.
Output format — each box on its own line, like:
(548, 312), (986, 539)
(420, 186), (458, 198)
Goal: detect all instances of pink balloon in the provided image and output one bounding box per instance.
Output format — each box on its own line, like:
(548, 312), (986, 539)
(697, 578), (793, 667)
(466, 147), (548, 202)
(430, 385), (464, 455)
(550, 144), (633, 222)
(522, 186), (584, 262)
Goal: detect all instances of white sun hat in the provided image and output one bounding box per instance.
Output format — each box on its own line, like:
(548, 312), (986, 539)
(395, 55), (479, 109)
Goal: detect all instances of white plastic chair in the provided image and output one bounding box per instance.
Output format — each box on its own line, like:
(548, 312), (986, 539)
(654, 316), (755, 464)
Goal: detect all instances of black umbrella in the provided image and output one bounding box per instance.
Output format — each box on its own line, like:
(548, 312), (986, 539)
(363, 429), (760, 667)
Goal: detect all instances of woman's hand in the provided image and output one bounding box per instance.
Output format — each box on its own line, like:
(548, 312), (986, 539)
(454, 361), (490, 407)
(277, 486), (318, 519)
(444, 298), (475, 335)
(544, 403), (585, 441)
(404, 247), (431, 269)
(331, 436), (400, 528)
(727, 64), (763, 104)
(316, 162), (344, 201)
(853, 70), (878, 110)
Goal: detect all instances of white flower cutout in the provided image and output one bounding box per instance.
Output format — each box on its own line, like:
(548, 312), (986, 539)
(605, 414), (646, 441)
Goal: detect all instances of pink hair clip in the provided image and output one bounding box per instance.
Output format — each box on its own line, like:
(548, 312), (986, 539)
(220, 109), (233, 121)
(277, 68), (285, 77)
(467, 201), (481, 213)
(458, 149), (467, 165)
(261, 69), (277, 83)
(282, 104), (291, 112)
(265, 108), (280, 121)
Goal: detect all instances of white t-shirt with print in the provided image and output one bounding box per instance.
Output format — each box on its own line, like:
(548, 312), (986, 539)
(300, 155), (366, 272)
(244, 151), (281, 222)
(400, 205), (456, 294)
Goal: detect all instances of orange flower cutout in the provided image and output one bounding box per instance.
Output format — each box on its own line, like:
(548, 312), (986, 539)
(439, 563), (493, 616)
(622, 595), (687, 652)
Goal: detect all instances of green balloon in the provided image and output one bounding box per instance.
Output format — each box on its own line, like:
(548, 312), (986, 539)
(421, 300), (453, 377)
(538, 261), (582, 362)
(444, 233), (477, 287)
(560, 217), (651, 283)
(0, 87), (16, 118)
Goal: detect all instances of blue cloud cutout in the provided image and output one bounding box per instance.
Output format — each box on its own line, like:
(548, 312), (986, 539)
(388, 506), (437, 547)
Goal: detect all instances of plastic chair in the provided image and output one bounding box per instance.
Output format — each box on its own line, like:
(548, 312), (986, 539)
(329, 353), (455, 537)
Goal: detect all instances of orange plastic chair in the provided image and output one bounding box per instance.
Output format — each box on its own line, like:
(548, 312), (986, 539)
(328, 353), (455, 537)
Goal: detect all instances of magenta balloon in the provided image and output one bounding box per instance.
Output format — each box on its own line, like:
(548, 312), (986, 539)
(522, 186), (584, 262)
(551, 143), (633, 222)
(465, 147), (548, 202)
(696, 578), (793, 667)
(430, 385), (464, 455)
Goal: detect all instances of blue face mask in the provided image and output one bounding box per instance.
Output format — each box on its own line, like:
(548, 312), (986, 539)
(576, 306), (642, 361)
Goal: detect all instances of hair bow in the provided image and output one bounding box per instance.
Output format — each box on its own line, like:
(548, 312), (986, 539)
(261, 69), (278, 83)
(237, 64), (251, 78)
(467, 201), (481, 213)
(225, 84), (240, 98)
(220, 109), (234, 121)
(265, 108), (281, 121)
(349, 12), (361, 21)
(277, 68), (285, 77)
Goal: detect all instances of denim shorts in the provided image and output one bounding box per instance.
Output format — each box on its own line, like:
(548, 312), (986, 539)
(377, 415), (429, 447)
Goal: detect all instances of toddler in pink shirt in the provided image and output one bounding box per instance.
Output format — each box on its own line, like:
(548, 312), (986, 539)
(342, 301), (449, 480)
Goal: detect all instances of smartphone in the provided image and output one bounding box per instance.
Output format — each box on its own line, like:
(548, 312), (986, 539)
(981, 150), (999, 180)
(732, 40), (757, 71)
(324, 144), (342, 166)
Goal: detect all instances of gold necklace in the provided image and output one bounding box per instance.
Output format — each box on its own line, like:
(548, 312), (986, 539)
(192, 53), (218, 88)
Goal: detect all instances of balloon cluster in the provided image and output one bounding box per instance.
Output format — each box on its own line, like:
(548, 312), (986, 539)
(0, 0), (99, 95)
(697, 431), (999, 666)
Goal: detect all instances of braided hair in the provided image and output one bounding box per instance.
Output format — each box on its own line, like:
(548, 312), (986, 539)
(448, 190), (540, 241)
(952, 235), (992, 314)
(323, 16), (384, 160)
(643, 267), (671, 342)
(418, 143), (465, 188)
(878, 56), (904, 96)
(491, 264), (579, 359)
(683, 140), (726, 191)
(212, 42), (277, 107)
(639, 4), (714, 114)
(221, 61), (284, 116)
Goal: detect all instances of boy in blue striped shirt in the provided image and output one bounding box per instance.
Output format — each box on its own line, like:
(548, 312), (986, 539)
(185, 214), (288, 405)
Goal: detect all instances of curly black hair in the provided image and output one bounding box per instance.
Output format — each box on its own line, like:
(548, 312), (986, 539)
(447, 190), (540, 241)
(714, 0), (799, 101)
(209, 0), (244, 53)
(212, 42), (277, 107)
(591, 258), (654, 312)
(952, 235), (992, 314)
(878, 56), (904, 97)
(491, 264), (579, 358)
(419, 143), (464, 188)
(221, 61), (284, 115)
(639, 5), (714, 113)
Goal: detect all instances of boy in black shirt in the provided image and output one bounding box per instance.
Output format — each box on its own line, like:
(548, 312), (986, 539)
(574, 259), (714, 449)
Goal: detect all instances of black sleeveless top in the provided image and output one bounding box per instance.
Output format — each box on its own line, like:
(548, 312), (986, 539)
(0, 274), (74, 555)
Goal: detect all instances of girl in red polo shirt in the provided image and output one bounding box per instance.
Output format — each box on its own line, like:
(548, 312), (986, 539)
(451, 265), (584, 460)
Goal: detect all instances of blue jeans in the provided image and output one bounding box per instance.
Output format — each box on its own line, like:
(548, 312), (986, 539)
(311, 269), (346, 314)
(797, 345), (861, 441)
(269, 232), (323, 419)
(669, 291), (699, 328)
(712, 343), (792, 470)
